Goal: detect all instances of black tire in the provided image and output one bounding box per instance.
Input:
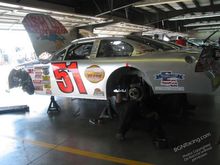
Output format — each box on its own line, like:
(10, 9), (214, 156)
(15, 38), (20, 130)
(120, 75), (147, 101)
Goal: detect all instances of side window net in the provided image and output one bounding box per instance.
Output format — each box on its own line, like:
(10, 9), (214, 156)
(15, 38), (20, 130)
(51, 49), (66, 61)
(65, 42), (93, 60)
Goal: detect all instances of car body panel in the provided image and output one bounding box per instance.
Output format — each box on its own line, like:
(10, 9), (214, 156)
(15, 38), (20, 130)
(8, 13), (220, 101)
(19, 40), (218, 100)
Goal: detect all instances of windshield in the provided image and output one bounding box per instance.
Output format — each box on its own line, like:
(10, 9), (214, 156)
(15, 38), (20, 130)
(188, 30), (219, 48)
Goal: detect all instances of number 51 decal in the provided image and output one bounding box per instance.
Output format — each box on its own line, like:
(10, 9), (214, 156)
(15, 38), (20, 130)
(52, 62), (87, 94)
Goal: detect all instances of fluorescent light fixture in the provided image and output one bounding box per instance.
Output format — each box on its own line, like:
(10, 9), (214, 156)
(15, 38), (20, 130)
(95, 22), (152, 33)
(133, 0), (191, 7)
(169, 12), (220, 21)
(184, 22), (220, 27)
(0, 2), (20, 8)
(93, 29), (130, 36)
(142, 30), (187, 37)
(194, 26), (220, 30)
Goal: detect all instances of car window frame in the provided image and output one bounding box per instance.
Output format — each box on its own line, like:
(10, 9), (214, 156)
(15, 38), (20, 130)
(96, 39), (134, 58)
(64, 42), (94, 60)
(51, 48), (67, 61)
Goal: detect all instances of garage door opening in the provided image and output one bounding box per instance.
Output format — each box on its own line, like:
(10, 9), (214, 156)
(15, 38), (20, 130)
(0, 30), (36, 107)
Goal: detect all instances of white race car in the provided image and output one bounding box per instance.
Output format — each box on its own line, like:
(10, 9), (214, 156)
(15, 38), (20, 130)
(8, 14), (220, 111)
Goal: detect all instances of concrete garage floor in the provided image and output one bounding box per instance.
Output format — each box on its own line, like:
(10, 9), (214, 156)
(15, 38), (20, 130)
(0, 89), (220, 165)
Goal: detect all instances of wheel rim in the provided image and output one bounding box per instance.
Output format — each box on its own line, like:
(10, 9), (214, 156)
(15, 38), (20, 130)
(129, 87), (142, 100)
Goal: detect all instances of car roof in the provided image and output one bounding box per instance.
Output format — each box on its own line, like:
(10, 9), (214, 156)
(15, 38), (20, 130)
(70, 35), (182, 50)
(71, 36), (125, 43)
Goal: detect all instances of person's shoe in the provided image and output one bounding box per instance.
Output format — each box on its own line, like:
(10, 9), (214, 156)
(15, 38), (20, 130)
(115, 133), (125, 141)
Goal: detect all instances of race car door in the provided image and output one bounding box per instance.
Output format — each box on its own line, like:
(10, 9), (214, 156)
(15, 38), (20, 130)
(49, 40), (107, 100)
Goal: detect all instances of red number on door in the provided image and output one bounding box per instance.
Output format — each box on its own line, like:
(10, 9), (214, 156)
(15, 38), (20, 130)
(52, 62), (87, 94)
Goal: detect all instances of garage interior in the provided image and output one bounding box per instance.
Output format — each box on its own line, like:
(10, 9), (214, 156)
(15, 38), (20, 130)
(0, 0), (220, 165)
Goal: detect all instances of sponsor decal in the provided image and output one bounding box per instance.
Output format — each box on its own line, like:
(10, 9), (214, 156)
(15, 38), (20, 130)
(43, 76), (51, 88)
(93, 88), (104, 96)
(35, 85), (43, 91)
(46, 89), (52, 94)
(35, 72), (43, 76)
(84, 65), (105, 83)
(42, 75), (50, 81)
(155, 86), (184, 91)
(42, 67), (50, 75)
(27, 68), (34, 74)
(34, 66), (43, 71)
(52, 62), (87, 94)
(35, 74), (42, 79)
(32, 66), (52, 92)
(154, 71), (185, 91)
(33, 80), (42, 84)
(44, 84), (51, 89)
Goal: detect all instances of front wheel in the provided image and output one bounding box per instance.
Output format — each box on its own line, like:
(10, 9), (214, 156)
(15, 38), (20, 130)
(117, 75), (149, 101)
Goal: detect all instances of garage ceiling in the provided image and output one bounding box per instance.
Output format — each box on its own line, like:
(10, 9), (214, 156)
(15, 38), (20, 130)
(37, 0), (220, 32)
(0, 0), (219, 33)
(0, 1), (110, 31)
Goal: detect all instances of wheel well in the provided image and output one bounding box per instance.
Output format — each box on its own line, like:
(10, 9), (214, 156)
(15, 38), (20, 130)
(106, 67), (153, 98)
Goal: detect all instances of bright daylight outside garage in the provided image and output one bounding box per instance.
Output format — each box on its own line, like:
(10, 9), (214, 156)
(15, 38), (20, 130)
(0, 0), (220, 165)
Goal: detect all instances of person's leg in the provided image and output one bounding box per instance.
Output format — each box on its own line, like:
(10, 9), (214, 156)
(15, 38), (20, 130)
(99, 98), (118, 119)
(182, 94), (196, 110)
(148, 113), (168, 148)
(116, 101), (137, 140)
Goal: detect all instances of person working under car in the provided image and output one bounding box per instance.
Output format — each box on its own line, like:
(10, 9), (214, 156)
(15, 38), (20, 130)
(114, 86), (168, 148)
(89, 85), (167, 147)
(89, 81), (195, 148)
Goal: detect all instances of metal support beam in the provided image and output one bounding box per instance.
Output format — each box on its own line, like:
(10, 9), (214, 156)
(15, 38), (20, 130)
(169, 13), (220, 21)
(184, 22), (220, 27)
(180, 16), (220, 25)
(192, 0), (200, 8)
(95, 0), (140, 17)
(177, 2), (188, 10)
(133, 0), (191, 7)
(148, 6), (165, 13)
(210, 0), (214, 6)
(93, 0), (102, 13)
(96, 3), (132, 17)
(162, 4), (176, 11)
(157, 4), (220, 23)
